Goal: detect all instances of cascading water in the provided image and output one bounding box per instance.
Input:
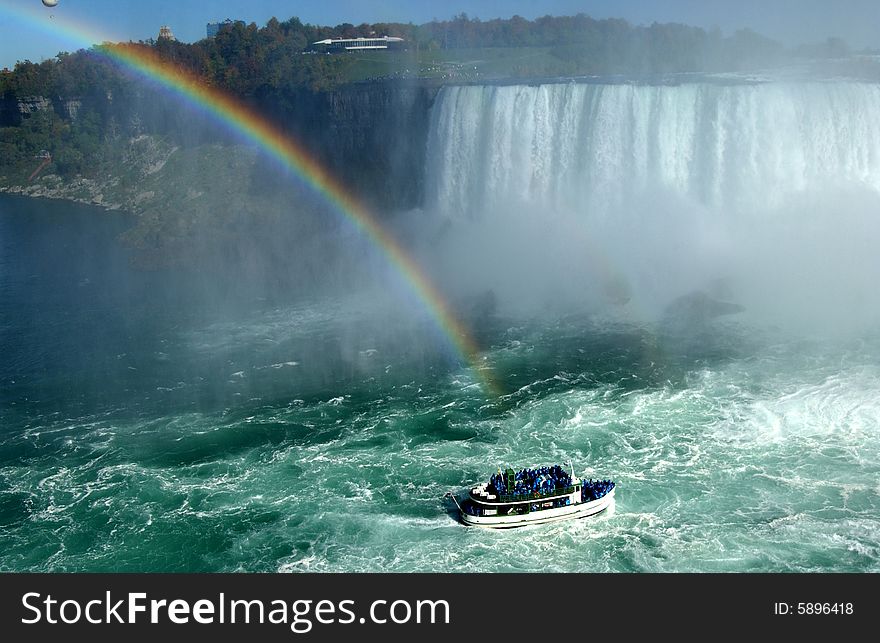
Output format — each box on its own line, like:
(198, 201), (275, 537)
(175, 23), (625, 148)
(422, 82), (880, 327)
(426, 82), (880, 216)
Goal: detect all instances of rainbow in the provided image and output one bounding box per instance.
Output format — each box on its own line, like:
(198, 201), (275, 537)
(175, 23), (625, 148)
(0, 3), (501, 395)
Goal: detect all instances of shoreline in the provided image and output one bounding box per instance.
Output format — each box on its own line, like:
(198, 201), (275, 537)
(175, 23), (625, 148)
(0, 181), (129, 214)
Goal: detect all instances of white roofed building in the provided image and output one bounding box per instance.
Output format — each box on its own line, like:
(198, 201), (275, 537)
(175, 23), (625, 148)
(311, 36), (405, 52)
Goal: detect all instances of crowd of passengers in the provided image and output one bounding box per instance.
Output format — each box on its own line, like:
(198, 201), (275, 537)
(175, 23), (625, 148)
(581, 479), (615, 502)
(487, 465), (573, 498)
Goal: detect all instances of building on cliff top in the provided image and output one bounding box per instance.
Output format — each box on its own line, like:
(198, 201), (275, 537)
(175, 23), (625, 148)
(311, 36), (405, 52)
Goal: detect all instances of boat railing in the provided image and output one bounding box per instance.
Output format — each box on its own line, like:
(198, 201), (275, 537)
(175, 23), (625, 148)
(497, 485), (575, 503)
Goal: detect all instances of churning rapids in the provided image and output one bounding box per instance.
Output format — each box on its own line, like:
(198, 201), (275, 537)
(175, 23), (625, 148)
(2, 79), (880, 572)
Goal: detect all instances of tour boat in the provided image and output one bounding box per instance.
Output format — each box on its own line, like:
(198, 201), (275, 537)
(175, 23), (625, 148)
(447, 464), (615, 528)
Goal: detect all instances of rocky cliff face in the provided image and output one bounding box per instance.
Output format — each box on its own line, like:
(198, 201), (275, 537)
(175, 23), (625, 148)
(306, 82), (440, 210)
(0, 93), (99, 126)
(0, 94), (51, 126)
(1, 81), (441, 211)
(16, 95), (52, 115)
(61, 98), (82, 121)
(1, 81), (446, 269)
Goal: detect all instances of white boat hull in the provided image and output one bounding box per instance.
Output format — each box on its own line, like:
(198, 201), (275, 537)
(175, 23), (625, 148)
(460, 489), (615, 528)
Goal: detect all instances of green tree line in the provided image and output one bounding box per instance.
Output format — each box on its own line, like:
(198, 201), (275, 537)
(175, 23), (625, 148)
(2, 12), (814, 101)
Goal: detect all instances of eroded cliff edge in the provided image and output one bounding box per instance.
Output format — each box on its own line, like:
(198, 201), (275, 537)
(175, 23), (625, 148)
(0, 82), (440, 266)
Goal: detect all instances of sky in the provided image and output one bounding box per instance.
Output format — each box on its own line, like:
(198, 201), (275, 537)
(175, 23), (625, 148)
(2, 0), (880, 69)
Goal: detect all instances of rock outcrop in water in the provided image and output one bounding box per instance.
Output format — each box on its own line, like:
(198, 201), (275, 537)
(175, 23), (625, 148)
(661, 291), (745, 330)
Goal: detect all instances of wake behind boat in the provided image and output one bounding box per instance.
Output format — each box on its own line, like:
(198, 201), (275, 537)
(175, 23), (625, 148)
(447, 464), (615, 528)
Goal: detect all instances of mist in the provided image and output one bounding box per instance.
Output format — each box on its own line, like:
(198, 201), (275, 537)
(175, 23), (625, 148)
(65, 72), (880, 406)
(396, 80), (880, 339)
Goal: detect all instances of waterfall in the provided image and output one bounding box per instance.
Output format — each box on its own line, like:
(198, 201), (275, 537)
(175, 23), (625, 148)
(421, 81), (880, 327)
(425, 82), (880, 217)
